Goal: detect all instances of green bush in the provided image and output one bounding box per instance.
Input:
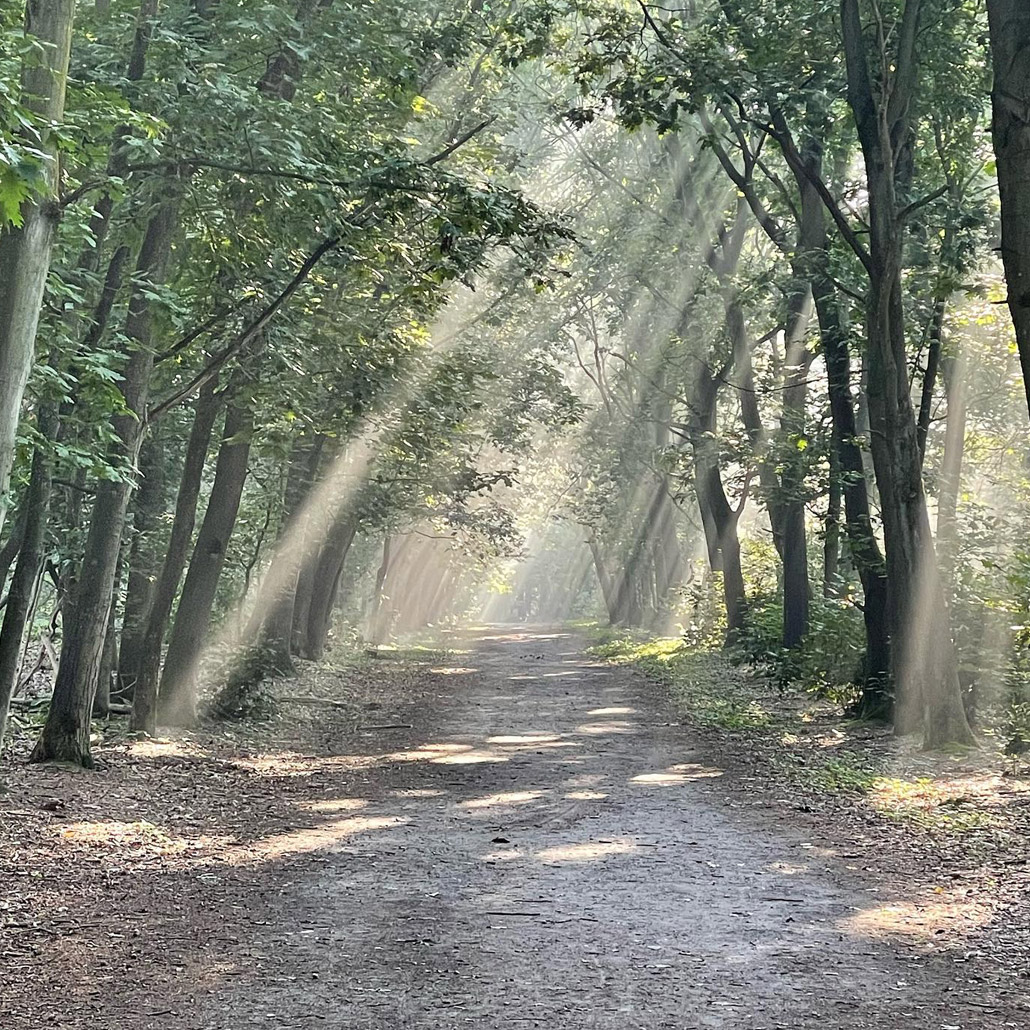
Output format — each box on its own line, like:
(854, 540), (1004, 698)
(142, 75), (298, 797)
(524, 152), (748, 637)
(728, 592), (865, 706)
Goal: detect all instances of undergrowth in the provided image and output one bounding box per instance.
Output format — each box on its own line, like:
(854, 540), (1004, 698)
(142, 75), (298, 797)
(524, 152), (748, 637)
(589, 629), (1012, 837)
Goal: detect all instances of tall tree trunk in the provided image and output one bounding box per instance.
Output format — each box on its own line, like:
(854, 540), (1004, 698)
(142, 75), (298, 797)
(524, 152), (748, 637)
(116, 432), (167, 695)
(288, 437), (327, 655)
(688, 368), (747, 640)
(94, 589), (119, 718)
(822, 444), (842, 599)
(158, 402), (252, 726)
(936, 342), (967, 573)
(0, 397), (57, 745)
(0, 0), (75, 536)
(728, 293), (811, 647)
(916, 296), (946, 465)
(129, 381), (221, 733)
(987, 0), (1030, 422)
(368, 536), (393, 643)
(841, 0), (972, 745)
(814, 273), (891, 715)
(32, 200), (179, 766)
(300, 515), (358, 660)
(588, 538), (619, 624)
(243, 439), (322, 673)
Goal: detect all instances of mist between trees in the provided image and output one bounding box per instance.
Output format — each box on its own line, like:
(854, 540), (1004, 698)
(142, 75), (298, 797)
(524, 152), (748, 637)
(1, 0), (1030, 766)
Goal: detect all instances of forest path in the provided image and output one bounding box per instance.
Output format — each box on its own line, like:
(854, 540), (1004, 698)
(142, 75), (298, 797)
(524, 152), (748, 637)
(192, 627), (990, 1029)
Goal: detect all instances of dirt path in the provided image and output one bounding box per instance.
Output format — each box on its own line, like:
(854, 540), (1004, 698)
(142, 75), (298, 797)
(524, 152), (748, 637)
(2, 629), (1020, 1027)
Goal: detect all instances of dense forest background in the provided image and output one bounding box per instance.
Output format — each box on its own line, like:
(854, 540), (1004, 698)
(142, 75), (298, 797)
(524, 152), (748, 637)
(2, 0), (1030, 768)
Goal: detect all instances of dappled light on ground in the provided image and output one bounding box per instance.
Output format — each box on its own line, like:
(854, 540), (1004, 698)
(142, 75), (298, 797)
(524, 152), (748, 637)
(536, 838), (639, 864)
(487, 733), (561, 745)
(57, 820), (227, 858)
(630, 763), (724, 785)
(5, 628), (1025, 1028)
(300, 798), (370, 814)
(217, 814), (409, 865)
(126, 739), (195, 759)
(575, 720), (638, 735)
(841, 894), (995, 943)
(459, 790), (545, 809)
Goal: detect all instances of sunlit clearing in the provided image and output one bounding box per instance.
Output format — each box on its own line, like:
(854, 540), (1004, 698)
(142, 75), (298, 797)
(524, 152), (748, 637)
(564, 790), (609, 800)
(459, 790), (544, 809)
(429, 666), (479, 675)
(237, 753), (375, 776)
(587, 706), (638, 716)
(536, 839), (638, 863)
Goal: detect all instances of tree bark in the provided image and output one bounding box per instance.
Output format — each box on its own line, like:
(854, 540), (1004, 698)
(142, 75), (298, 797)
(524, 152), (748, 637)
(588, 538), (619, 624)
(688, 371), (747, 640)
(841, 0), (972, 745)
(936, 342), (967, 572)
(823, 444), (842, 599)
(368, 536), (393, 643)
(116, 432), (167, 695)
(0, 397), (57, 745)
(158, 401), (252, 726)
(0, 0), (76, 536)
(916, 296), (946, 466)
(300, 515), (357, 660)
(987, 0), (1030, 422)
(32, 199), (179, 765)
(129, 381), (221, 733)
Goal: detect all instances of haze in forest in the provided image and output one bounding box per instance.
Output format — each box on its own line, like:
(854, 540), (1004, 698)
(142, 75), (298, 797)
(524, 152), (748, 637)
(3, 3), (1030, 1024)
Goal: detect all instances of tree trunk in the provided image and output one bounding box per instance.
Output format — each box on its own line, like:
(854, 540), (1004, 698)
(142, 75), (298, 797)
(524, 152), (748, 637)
(243, 439), (323, 673)
(814, 272), (891, 716)
(987, 0), (1030, 422)
(32, 200), (179, 765)
(688, 368), (747, 641)
(916, 296), (946, 465)
(288, 437), (327, 655)
(823, 442), (842, 599)
(94, 591), (119, 718)
(368, 536), (393, 643)
(728, 292), (811, 647)
(300, 515), (357, 660)
(588, 538), (619, 624)
(0, 398), (57, 745)
(158, 401), (252, 726)
(841, 0), (972, 745)
(116, 432), (167, 695)
(0, 0), (75, 536)
(129, 381), (221, 733)
(936, 343), (968, 570)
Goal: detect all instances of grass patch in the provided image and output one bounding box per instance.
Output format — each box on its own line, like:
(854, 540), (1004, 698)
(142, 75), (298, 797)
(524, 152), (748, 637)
(591, 632), (1003, 837)
(590, 635), (773, 732)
